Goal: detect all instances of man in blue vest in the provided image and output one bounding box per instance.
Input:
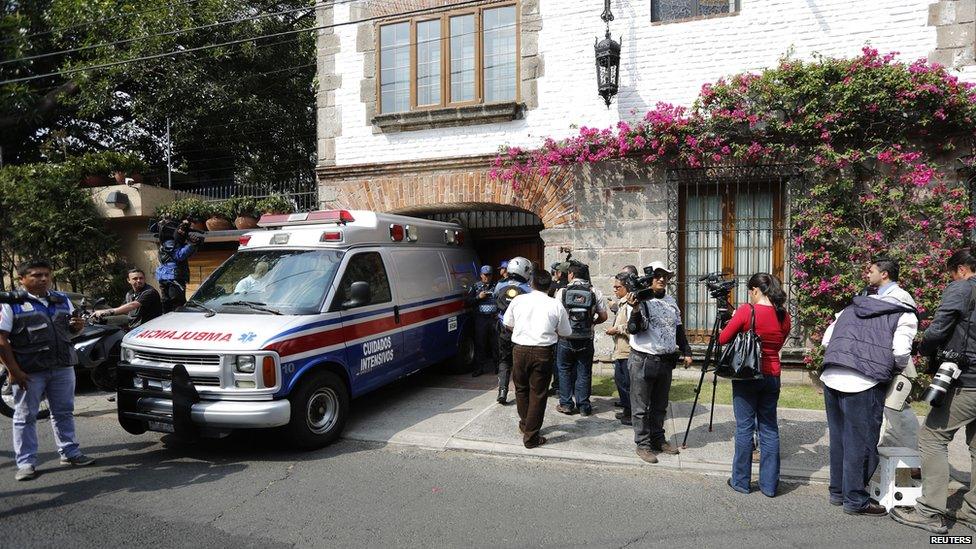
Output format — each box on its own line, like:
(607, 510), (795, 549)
(153, 218), (201, 313)
(821, 285), (917, 516)
(553, 263), (608, 416)
(493, 257), (533, 404)
(466, 265), (498, 377)
(0, 260), (95, 481)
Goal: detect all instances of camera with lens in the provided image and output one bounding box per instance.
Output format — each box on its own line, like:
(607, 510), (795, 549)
(151, 217), (204, 245)
(699, 271), (736, 299)
(0, 290), (28, 304)
(620, 266), (659, 302)
(923, 349), (965, 407)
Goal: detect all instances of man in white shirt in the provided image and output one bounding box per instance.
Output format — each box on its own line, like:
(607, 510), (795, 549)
(503, 269), (571, 449)
(820, 276), (918, 516)
(235, 261), (269, 294)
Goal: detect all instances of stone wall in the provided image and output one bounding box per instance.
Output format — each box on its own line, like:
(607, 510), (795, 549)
(928, 0), (976, 74)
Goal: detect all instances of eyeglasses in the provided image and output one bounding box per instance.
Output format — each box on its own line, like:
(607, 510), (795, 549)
(651, 273), (669, 280)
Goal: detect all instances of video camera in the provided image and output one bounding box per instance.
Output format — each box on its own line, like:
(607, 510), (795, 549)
(151, 217), (204, 245)
(0, 290), (28, 304)
(699, 271), (736, 299)
(620, 265), (660, 301)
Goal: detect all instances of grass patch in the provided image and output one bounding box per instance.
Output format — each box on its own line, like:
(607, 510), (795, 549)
(592, 375), (930, 415)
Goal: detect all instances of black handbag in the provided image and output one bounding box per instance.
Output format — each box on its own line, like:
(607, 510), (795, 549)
(716, 304), (764, 380)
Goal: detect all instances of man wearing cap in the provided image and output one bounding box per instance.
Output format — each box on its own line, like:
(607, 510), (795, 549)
(466, 266), (498, 377)
(548, 262), (569, 298)
(626, 261), (693, 464)
(498, 261), (510, 284)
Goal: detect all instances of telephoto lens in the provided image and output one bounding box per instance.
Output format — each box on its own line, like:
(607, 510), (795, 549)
(923, 361), (963, 407)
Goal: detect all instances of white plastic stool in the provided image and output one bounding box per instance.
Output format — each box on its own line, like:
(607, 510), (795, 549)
(869, 446), (923, 511)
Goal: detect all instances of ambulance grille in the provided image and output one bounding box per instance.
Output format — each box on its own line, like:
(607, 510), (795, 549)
(137, 369), (221, 387)
(132, 350), (221, 367)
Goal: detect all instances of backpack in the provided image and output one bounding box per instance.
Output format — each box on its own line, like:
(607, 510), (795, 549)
(562, 282), (596, 339)
(495, 281), (527, 314)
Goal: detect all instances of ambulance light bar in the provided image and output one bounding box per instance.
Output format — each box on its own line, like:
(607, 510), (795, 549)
(258, 210), (355, 227)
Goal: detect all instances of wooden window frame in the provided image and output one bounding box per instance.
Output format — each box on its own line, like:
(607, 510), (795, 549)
(677, 181), (785, 336)
(376, 2), (520, 115)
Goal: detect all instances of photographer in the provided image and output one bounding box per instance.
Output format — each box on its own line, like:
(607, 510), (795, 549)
(718, 273), (791, 497)
(153, 218), (201, 313)
(626, 261), (692, 464)
(892, 249), (976, 534)
(553, 263), (608, 416)
(607, 273), (634, 425)
(93, 268), (162, 329)
(0, 260), (95, 481)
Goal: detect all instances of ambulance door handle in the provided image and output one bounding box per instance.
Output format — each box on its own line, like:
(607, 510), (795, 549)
(394, 305), (401, 324)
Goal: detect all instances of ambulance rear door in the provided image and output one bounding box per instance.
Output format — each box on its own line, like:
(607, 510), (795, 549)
(330, 248), (403, 394)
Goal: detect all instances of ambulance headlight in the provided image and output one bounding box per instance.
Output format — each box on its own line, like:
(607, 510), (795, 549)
(121, 347), (136, 363)
(235, 355), (256, 374)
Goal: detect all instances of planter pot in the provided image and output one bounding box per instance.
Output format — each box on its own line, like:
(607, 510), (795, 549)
(190, 220), (209, 232)
(206, 217), (234, 231)
(234, 215), (259, 230)
(113, 171), (144, 185)
(81, 175), (110, 187)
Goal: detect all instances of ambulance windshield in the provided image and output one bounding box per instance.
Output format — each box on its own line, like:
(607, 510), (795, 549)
(192, 249), (344, 314)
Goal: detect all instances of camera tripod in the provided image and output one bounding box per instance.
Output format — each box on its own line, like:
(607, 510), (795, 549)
(680, 294), (733, 449)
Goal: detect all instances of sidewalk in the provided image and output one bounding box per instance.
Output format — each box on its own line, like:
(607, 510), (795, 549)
(345, 374), (974, 486)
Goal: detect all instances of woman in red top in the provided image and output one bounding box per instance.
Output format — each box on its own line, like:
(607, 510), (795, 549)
(718, 272), (791, 497)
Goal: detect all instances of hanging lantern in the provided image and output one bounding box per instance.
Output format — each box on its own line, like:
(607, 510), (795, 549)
(594, 0), (621, 109)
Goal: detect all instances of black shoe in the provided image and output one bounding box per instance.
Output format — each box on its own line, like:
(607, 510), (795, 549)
(471, 370), (482, 378)
(620, 416), (632, 426)
(613, 401), (623, 408)
(579, 407), (592, 417)
(496, 389), (508, 405)
(546, 387), (559, 396)
(614, 411), (626, 420)
(829, 498), (843, 507)
(844, 503), (887, 517)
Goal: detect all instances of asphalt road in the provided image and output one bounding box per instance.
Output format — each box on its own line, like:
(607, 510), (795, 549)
(0, 388), (964, 548)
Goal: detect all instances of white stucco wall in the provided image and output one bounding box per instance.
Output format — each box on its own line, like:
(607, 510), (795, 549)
(327, 0), (947, 167)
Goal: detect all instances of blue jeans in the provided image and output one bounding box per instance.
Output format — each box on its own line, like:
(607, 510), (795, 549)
(731, 376), (781, 496)
(614, 358), (631, 414)
(12, 367), (81, 468)
(556, 338), (594, 411)
(824, 383), (885, 512)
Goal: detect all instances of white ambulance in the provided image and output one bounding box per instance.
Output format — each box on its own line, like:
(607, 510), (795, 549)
(116, 210), (479, 448)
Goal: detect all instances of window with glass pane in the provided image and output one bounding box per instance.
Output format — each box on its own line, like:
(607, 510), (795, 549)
(482, 6), (517, 102)
(733, 192), (774, 305)
(380, 23), (410, 113)
(651, 0), (737, 22)
(680, 184), (782, 339)
(416, 20), (441, 106)
(683, 195), (723, 334)
(450, 15), (476, 103)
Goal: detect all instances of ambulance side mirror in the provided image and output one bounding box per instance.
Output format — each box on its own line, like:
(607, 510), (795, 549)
(342, 281), (371, 309)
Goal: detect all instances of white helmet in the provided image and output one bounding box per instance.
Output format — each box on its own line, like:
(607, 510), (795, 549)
(506, 256), (533, 282)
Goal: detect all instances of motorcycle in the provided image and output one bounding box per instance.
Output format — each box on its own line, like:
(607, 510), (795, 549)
(1, 296), (124, 419)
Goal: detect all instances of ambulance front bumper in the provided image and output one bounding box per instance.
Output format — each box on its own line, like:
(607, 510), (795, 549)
(134, 397), (291, 429)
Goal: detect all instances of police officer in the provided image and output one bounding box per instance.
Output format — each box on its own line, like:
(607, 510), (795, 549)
(154, 219), (200, 313)
(467, 265), (498, 378)
(493, 257), (533, 404)
(0, 260), (95, 481)
(553, 263), (608, 416)
(497, 260), (510, 284)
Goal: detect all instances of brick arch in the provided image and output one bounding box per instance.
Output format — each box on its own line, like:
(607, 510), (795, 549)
(322, 161), (575, 228)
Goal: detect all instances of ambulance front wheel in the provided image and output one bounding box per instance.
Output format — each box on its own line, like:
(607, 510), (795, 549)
(285, 370), (349, 449)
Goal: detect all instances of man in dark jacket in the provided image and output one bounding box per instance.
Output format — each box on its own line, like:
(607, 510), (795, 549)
(821, 292), (917, 516)
(892, 249), (976, 534)
(466, 265), (497, 378)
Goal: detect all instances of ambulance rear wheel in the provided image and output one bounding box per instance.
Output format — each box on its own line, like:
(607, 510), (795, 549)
(285, 370), (349, 449)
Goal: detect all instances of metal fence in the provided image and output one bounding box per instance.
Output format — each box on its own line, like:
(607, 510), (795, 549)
(175, 179), (319, 212)
(666, 165), (802, 346)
